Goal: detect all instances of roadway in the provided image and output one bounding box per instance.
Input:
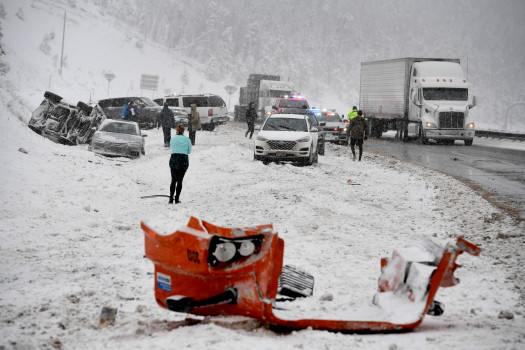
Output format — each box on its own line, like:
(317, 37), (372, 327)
(364, 135), (525, 221)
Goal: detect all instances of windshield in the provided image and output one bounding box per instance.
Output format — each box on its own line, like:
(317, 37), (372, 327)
(263, 118), (307, 132)
(423, 88), (468, 101)
(316, 113), (340, 122)
(100, 122), (138, 135)
(279, 99), (309, 109)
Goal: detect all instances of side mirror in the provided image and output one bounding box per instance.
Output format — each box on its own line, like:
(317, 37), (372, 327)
(319, 121), (326, 127)
(272, 105), (278, 110)
(468, 95), (477, 109)
(142, 134), (148, 137)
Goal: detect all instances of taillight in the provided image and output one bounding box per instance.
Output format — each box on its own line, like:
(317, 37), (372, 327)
(333, 127), (338, 131)
(208, 108), (213, 116)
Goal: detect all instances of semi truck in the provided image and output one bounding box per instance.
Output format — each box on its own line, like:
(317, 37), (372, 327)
(234, 74), (294, 121)
(359, 57), (477, 145)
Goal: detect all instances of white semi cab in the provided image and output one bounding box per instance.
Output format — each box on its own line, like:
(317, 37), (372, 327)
(360, 58), (476, 145)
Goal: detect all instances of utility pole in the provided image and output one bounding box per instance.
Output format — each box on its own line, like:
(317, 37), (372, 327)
(59, 10), (66, 75)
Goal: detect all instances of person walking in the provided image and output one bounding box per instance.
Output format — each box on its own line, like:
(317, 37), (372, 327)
(158, 102), (175, 147)
(346, 110), (369, 161)
(347, 106), (358, 122)
(169, 124), (192, 204)
(188, 104), (201, 146)
(245, 102), (257, 138)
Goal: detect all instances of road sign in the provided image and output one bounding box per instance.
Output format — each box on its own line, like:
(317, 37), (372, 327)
(140, 74), (159, 91)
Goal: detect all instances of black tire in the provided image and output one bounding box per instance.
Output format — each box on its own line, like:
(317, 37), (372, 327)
(419, 124), (429, 145)
(77, 101), (93, 115)
(207, 123), (215, 131)
(318, 140), (325, 156)
(141, 146), (145, 155)
(44, 91), (63, 104)
(464, 139), (473, 146)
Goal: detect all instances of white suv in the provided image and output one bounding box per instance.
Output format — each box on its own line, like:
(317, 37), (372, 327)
(254, 114), (321, 165)
(154, 94), (228, 131)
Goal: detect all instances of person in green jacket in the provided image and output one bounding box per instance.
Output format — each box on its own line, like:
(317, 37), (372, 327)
(169, 124), (192, 204)
(346, 110), (369, 161)
(347, 106), (358, 121)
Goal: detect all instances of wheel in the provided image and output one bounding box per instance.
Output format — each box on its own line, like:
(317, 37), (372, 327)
(318, 140), (325, 156)
(44, 91), (63, 104)
(141, 146), (145, 155)
(464, 139), (473, 146)
(77, 101), (92, 115)
(419, 123), (429, 144)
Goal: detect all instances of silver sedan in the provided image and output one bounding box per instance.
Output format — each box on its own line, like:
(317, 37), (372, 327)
(89, 119), (146, 158)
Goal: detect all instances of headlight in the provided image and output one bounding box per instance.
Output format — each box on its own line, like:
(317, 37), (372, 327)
(467, 123), (475, 129)
(213, 243), (237, 262)
(296, 136), (310, 142)
(207, 235), (263, 266)
(426, 122), (437, 128)
(256, 135), (267, 141)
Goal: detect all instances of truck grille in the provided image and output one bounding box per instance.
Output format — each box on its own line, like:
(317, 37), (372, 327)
(439, 112), (464, 129)
(268, 140), (296, 150)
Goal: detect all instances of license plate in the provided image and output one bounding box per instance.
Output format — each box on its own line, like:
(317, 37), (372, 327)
(276, 151), (287, 157)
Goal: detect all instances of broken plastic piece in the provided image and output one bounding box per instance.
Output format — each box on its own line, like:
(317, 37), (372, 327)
(142, 217), (480, 332)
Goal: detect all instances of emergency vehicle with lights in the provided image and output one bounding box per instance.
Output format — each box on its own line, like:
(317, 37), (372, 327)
(360, 58), (477, 145)
(269, 95), (310, 116)
(312, 109), (348, 144)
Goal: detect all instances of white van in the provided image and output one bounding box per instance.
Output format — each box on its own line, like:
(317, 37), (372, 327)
(154, 94), (228, 131)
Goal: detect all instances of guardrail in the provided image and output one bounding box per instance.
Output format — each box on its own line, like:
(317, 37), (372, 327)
(476, 129), (525, 141)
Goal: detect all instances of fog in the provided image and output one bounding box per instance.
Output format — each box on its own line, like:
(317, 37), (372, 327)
(94, 0), (525, 130)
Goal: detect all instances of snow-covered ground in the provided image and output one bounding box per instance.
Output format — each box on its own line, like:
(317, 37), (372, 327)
(1, 0), (525, 349)
(1, 99), (524, 349)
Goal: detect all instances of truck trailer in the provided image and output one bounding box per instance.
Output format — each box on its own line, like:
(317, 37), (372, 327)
(359, 58), (476, 145)
(234, 74), (293, 122)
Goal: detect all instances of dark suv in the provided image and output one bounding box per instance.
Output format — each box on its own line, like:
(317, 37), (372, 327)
(97, 97), (188, 129)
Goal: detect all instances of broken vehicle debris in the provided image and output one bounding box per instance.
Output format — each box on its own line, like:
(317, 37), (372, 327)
(142, 217), (480, 333)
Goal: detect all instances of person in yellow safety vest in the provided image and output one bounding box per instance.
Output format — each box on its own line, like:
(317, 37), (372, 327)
(347, 106), (358, 121)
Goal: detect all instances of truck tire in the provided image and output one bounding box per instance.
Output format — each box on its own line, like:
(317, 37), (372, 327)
(419, 123), (429, 145)
(44, 91), (63, 104)
(464, 139), (473, 146)
(207, 123), (215, 131)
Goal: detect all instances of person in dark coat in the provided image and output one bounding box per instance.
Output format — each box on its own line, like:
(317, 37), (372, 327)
(245, 102), (257, 138)
(158, 102), (175, 147)
(169, 124), (192, 204)
(346, 110), (369, 161)
(188, 104), (201, 146)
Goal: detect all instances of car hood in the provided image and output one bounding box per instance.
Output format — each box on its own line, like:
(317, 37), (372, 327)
(94, 131), (142, 143)
(257, 130), (310, 141)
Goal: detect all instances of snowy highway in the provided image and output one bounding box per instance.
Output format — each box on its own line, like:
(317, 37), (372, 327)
(363, 134), (525, 221)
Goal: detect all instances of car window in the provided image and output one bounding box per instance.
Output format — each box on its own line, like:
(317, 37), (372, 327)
(182, 96), (208, 107)
(263, 117), (307, 132)
(207, 95), (226, 107)
(153, 98), (163, 105)
(139, 97), (157, 107)
(165, 98), (179, 107)
(308, 114), (318, 127)
(101, 122), (138, 135)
